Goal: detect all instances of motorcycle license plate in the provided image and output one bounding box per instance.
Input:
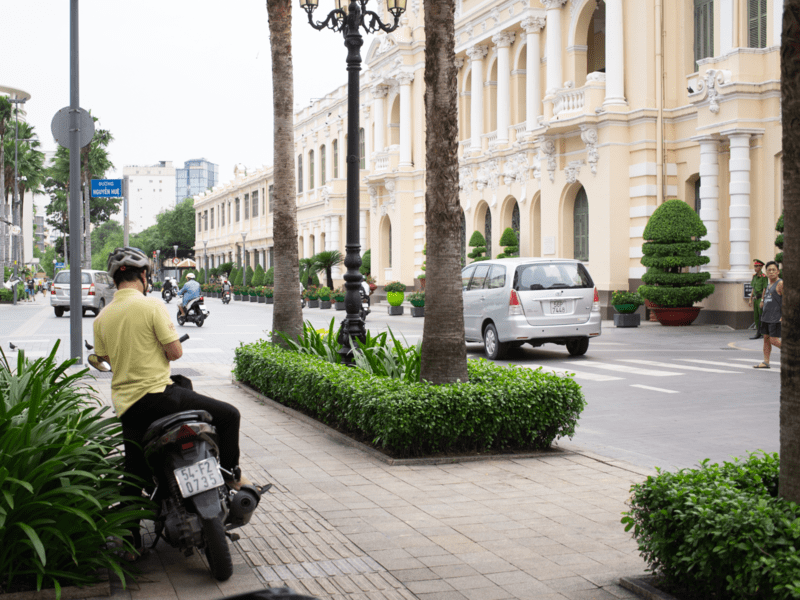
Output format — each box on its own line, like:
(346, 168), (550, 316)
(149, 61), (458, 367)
(173, 457), (223, 498)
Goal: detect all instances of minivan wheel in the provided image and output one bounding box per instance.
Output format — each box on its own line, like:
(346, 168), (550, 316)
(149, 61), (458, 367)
(54, 307), (64, 318)
(483, 323), (508, 360)
(566, 338), (590, 357)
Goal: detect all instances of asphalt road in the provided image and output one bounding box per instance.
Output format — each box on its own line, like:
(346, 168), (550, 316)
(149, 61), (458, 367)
(3, 294), (780, 472)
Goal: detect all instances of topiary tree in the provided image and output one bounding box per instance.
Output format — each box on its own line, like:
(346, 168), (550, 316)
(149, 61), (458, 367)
(244, 265), (255, 287)
(468, 231), (489, 262)
(264, 267), (274, 286)
(775, 212), (784, 266)
(252, 263), (265, 287)
(497, 227), (519, 258)
(638, 199), (715, 307)
(218, 262), (234, 277)
(233, 268), (243, 286)
(196, 269), (205, 284)
(359, 249), (371, 275)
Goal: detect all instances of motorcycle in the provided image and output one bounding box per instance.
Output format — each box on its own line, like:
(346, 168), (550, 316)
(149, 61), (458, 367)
(222, 289), (231, 305)
(178, 295), (209, 327)
(87, 336), (271, 581)
(162, 287), (173, 303)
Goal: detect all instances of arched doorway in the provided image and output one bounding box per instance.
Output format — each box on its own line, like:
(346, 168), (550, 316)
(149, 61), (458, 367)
(380, 216), (392, 279)
(574, 187), (589, 261)
(531, 192), (542, 257)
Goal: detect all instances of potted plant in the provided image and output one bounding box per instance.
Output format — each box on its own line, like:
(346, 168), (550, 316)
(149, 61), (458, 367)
(365, 274), (377, 294)
(318, 286), (332, 309)
(638, 199), (715, 326)
(264, 287), (274, 304)
(333, 286), (346, 310)
(611, 290), (643, 327)
(257, 287), (266, 303)
(385, 281), (406, 315)
(408, 290), (425, 318)
(248, 286), (258, 302)
(305, 285), (319, 308)
(233, 285), (242, 302)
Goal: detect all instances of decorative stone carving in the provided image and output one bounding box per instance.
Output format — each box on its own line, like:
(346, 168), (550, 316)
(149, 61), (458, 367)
(570, 0), (584, 18)
(372, 85), (388, 99)
(455, 0), (462, 19)
(377, 34), (397, 55)
(542, 0), (568, 9)
(380, 204), (387, 216)
(385, 179), (397, 210)
(540, 138), (557, 183)
(694, 69), (732, 114)
(368, 185), (378, 212)
(580, 125), (599, 176)
(466, 44), (488, 61)
(487, 160), (500, 207)
(465, 26), (474, 39)
(513, 153), (530, 190)
(475, 165), (488, 191)
(395, 70), (414, 86)
(565, 160), (584, 184)
(454, 57), (464, 70)
(586, 71), (606, 82)
(521, 16), (546, 33)
(363, 105), (371, 118)
(490, 8), (501, 24)
(502, 161), (516, 186)
(459, 166), (473, 211)
(492, 31), (516, 48)
(321, 185), (332, 205)
(533, 161), (541, 181)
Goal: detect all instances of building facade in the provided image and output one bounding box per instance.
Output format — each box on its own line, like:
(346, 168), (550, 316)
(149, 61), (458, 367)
(194, 0), (784, 327)
(122, 161), (177, 232)
(176, 158), (219, 205)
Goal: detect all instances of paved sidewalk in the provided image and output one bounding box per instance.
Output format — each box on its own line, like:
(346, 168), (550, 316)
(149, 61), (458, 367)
(72, 362), (650, 600)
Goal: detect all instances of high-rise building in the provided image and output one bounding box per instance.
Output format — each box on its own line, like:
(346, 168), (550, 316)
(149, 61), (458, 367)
(122, 161), (176, 232)
(176, 158), (219, 205)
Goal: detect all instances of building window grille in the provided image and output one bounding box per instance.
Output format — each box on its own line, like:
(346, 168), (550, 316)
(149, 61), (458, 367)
(298, 155), (303, 193)
(244, 194), (250, 220)
(333, 140), (339, 178)
(320, 145), (326, 185)
(204, 210), (208, 231)
(235, 197), (240, 222)
(309, 150), (315, 189)
(252, 190), (259, 218)
(511, 203), (520, 242)
(197, 214), (202, 232)
(211, 208), (214, 228)
(574, 188), (589, 261)
(694, 0), (714, 71)
(748, 0), (767, 48)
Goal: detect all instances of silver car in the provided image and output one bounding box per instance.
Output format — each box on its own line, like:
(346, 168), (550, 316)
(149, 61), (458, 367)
(51, 269), (116, 317)
(462, 258), (601, 359)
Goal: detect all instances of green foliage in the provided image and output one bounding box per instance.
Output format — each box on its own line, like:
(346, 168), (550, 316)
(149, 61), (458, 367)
(218, 262), (234, 278)
(196, 269), (205, 285)
(317, 286), (332, 300)
(0, 341), (153, 595)
(622, 453), (800, 600)
(384, 281), (407, 293)
(332, 286), (346, 302)
(359, 249), (371, 275)
(775, 212), (784, 265)
(264, 267), (275, 286)
(497, 228), (519, 258)
(234, 339), (586, 456)
(468, 231), (489, 262)
(264, 287), (274, 298)
(408, 291), (425, 307)
(252, 264), (265, 287)
(244, 266), (255, 286)
(303, 285), (319, 300)
(1, 267), (25, 302)
(468, 230), (486, 247)
(233, 268), (243, 287)
(313, 251), (343, 289)
(638, 199), (715, 307)
(611, 291), (642, 306)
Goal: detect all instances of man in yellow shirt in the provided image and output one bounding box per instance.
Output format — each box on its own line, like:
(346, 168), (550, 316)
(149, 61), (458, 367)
(93, 247), (250, 549)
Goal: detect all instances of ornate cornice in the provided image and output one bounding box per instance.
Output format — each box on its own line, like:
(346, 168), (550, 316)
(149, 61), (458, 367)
(492, 32), (516, 48)
(466, 44), (489, 61)
(542, 0), (568, 9)
(395, 70), (415, 86)
(521, 16), (546, 33)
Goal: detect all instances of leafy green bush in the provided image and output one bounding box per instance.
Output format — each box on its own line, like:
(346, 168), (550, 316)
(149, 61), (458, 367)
(233, 268), (243, 286)
(304, 285), (319, 300)
(264, 267), (274, 286)
(0, 343), (152, 595)
(775, 212), (784, 265)
(384, 281), (407, 293)
(622, 453), (800, 599)
(359, 249), (371, 275)
(263, 286), (274, 298)
(468, 231), (489, 262)
(333, 286), (346, 302)
(252, 264), (265, 287)
(497, 228), (519, 258)
(218, 262), (234, 277)
(638, 199), (715, 307)
(317, 286), (332, 300)
(234, 340), (586, 456)
(611, 291), (642, 306)
(244, 266), (255, 286)
(408, 291), (425, 307)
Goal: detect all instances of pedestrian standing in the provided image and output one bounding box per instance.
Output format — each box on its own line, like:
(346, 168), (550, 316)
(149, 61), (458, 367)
(754, 261), (782, 368)
(749, 259), (768, 339)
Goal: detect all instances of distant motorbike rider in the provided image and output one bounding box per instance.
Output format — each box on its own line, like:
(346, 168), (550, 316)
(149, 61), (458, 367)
(178, 273), (201, 318)
(93, 247), (251, 550)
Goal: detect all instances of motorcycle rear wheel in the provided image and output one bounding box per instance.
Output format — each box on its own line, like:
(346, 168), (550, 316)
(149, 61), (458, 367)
(196, 315), (205, 327)
(201, 518), (232, 581)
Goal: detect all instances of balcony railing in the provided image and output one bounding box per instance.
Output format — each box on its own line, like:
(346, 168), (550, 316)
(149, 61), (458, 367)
(553, 89), (585, 116)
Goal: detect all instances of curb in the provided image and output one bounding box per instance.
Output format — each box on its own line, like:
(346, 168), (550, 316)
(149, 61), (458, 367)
(231, 377), (573, 466)
(619, 576), (679, 600)
(0, 572), (110, 600)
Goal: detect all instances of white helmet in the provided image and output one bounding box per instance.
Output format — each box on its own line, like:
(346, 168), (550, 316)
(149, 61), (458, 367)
(107, 246), (150, 280)
(187, 273), (196, 280)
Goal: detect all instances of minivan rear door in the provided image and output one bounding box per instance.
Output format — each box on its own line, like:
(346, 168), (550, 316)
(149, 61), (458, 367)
(514, 262), (595, 326)
(462, 264), (490, 340)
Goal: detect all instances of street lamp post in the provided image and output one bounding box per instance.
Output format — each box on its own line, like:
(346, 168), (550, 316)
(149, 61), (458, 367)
(301, 0), (406, 363)
(156, 249), (161, 281)
(173, 244), (179, 280)
(203, 240), (208, 284)
(241, 233), (247, 287)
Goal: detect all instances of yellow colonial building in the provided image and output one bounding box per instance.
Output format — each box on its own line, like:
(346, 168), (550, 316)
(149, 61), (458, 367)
(194, 0), (784, 326)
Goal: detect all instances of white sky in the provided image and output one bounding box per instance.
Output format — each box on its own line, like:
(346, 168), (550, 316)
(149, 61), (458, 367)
(2, 0), (375, 211)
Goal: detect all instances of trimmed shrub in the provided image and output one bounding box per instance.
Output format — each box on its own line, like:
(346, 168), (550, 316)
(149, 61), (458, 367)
(622, 453), (800, 599)
(638, 199), (715, 307)
(497, 228), (519, 258)
(317, 286), (332, 300)
(264, 267), (275, 286)
(611, 291), (643, 307)
(252, 264), (265, 287)
(233, 268), (243, 287)
(233, 342), (585, 456)
(244, 266), (255, 286)
(218, 262), (234, 277)
(359, 249), (371, 275)
(468, 231), (489, 262)
(775, 212), (784, 265)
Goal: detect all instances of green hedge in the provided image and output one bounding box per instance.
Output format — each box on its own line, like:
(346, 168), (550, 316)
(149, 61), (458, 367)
(622, 453), (800, 599)
(234, 342), (586, 456)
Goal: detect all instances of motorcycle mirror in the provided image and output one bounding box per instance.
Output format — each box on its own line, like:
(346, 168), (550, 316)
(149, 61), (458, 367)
(88, 354), (112, 372)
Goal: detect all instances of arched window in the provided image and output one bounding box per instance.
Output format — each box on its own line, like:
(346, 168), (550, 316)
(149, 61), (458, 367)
(320, 145), (326, 185)
(574, 188), (589, 261)
(332, 140), (339, 178)
(388, 222), (392, 267)
(359, 128), (366, 169)
(297, 155), (303, 193)
(309, 150), (315, 189)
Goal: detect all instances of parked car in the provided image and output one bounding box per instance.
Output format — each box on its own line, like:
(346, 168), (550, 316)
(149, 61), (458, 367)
(461, 257), (601, 359)
(50, 269), (116, 317)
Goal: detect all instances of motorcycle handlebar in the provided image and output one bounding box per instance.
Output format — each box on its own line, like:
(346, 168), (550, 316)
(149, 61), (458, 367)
(179, 334), (190, 343)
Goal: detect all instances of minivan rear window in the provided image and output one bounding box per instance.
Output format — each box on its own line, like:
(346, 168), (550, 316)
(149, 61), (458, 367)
(514, 262), (593, 290)
(54, 272), (92, 284)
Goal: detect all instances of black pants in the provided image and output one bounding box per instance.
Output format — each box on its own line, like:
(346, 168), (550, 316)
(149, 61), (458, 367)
(120, 383), (241, 490)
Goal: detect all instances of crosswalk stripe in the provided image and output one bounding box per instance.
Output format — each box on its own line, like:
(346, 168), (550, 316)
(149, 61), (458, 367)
(631, 384), (680, 394)
(677, 359), (780, 371)
(521, 364), (623, 382)
(620, 359), (739, 374)
(559, 361), (682, 377)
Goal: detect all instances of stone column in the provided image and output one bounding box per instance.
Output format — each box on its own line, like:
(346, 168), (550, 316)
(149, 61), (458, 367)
(725, 132), (753, 279)
(303, 229), (311, 259)
(330, 215), (341, 278)
(313, 223), (322, 256)
(397, 71), (415, 167)
(467, 45), (488, 152)
(542, 0), (567, 96)
(698, 138), (721, 278)
(360, 210), (368, 255)
(372, 85), (388, 155)
(492, 32), (515, 145)
(522, 16), (546, 132)
(604, 0), (627, 106)
(324, 216), (331, 251)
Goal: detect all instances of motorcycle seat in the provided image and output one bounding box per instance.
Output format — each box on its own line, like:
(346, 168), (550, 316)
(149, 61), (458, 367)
(143, 410), (213, 445)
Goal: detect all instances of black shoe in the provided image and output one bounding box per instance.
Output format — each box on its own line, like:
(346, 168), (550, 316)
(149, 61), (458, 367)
(750, 333), (762, 339)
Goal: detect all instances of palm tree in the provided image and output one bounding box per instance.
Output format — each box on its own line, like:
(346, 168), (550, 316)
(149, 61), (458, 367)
(299, 257), (317, 288)
(267, 0), (303, 346)
(312, 250), (343, 289)
(419, 0), (469, 384)
(0, 96), (11, 266)
(81, 125), (113, 267)
(780, 0), (800, 503)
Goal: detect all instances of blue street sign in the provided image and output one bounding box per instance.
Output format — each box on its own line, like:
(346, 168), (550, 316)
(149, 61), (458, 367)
(55, 262), (65, 269)
(91, 179), (122, 198)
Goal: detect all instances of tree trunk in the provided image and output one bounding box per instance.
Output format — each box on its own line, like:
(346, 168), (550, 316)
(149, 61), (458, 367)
(0, 136), (5, 267)
(326, 266), (333, 290)
(780, 0), (800, 503)
(267, 0), (303, 346)
(420, 0), (469, 384)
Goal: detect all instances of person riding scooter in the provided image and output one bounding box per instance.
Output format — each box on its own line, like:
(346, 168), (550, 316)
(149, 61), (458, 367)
(92, 247), (252, 556)
(178, 273), (201, 318)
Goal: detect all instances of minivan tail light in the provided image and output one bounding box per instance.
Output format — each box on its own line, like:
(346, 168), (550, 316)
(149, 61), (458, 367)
(592, 287), (600, 312)
(88, 284), (95, 296)
(508, 289), (523, 316)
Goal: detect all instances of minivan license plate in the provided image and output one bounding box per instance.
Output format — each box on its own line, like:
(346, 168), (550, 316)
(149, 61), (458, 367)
(173, 457), (223, 498)
(550, 300), (566, 314)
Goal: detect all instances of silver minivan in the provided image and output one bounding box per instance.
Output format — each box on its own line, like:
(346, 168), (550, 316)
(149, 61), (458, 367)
(50, 269), (116, 317)
(462, 258), (601, 359)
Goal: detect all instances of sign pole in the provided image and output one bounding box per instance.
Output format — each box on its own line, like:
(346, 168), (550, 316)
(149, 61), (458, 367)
(123, 176), (129, 247)
(68, 0), (83, 363)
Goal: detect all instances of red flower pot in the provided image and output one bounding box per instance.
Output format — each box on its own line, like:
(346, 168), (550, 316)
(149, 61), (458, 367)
(651, 306), (702, 326)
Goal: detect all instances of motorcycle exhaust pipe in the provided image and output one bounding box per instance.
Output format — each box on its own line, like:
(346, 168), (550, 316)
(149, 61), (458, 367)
(228, 487), (260, 527)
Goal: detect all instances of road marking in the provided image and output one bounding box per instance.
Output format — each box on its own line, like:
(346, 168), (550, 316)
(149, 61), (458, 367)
(728, 357), (780, 364)
(620, 359), (740, 374)
(521, 364), (623, 381)
(678, 359), (780, 371)
(631, 384), (680, 394)
(560, 361), (682, 377)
